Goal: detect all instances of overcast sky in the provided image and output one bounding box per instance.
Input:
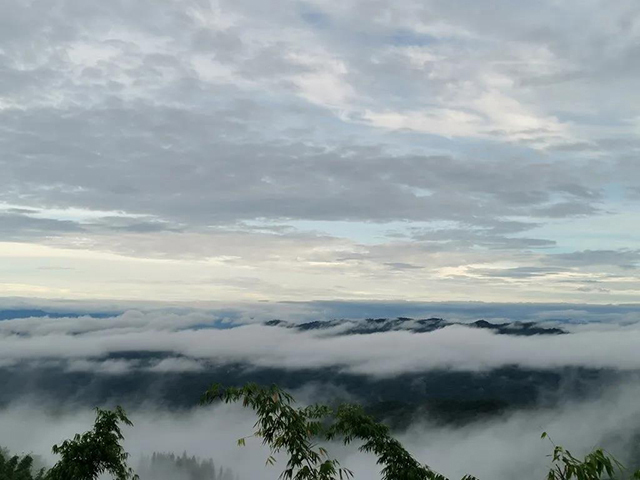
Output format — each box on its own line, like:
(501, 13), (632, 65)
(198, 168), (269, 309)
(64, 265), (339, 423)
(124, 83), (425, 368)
(2, 0), (640, 302)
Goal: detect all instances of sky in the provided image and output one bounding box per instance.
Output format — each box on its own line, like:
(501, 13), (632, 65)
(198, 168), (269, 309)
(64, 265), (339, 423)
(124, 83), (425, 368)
(2, 0), (640, 303)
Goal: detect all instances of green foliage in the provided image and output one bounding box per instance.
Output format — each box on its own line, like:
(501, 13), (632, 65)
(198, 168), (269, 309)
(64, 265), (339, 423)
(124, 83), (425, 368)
(329, 403), (446, 480)
(46, 406), (138, 480)
(202, 383), (478, 480)
(202, 383), (349, 480)
(541, 432), (640, 480)
(202, 383), (640, 480)
(0, 448), (46, 480)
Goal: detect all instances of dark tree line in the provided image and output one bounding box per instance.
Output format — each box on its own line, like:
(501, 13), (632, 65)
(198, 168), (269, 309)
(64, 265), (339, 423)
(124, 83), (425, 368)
(137, 452), (237, 480)
(0, 448), (46, 480)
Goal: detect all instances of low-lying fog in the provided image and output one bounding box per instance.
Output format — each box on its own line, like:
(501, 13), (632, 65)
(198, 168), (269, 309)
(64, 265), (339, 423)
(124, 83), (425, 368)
(2, 379), (640, 480)
(3, 305), (640, 479)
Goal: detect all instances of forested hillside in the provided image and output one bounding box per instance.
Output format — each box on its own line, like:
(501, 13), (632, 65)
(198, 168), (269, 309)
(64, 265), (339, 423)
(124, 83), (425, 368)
(137, 452), (237, 480)
(2, 383), (639, 480)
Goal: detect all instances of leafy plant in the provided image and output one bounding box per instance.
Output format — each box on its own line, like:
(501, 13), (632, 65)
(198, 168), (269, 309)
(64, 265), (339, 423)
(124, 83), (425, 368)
(541, 432), (640, 480)
(0, 448), (46, 480)
(202, 383), (347, 480)
(46, 406), (138, 480)
(202, 383), (478, 480)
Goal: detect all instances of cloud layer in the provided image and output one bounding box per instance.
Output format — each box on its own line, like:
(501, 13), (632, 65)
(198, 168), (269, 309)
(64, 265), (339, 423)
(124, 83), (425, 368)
(2, 307), (640, 376)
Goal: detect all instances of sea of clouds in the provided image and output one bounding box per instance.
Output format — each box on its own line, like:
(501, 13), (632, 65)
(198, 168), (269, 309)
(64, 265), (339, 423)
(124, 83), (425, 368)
(2, 301), (640, 479)
(1, 305), (640, 375)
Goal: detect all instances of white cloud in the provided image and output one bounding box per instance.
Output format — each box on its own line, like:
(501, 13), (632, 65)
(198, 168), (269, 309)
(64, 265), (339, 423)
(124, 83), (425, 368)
(3, 309), (640, 375)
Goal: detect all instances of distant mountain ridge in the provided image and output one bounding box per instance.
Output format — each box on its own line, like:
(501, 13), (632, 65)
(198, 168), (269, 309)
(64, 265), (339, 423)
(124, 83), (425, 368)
(0, 309), (117, 321)
(264, 317), (565, 336)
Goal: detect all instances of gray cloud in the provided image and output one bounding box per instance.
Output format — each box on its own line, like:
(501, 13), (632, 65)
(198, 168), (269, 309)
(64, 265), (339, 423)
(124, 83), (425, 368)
(0, 106), (605, 230)
(548, 250), (640, 270)
(467, 266), (565, 279)
(0, 213), (84, 241)
(383, 262), (424, 271)
(2, 0), (640, 301)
